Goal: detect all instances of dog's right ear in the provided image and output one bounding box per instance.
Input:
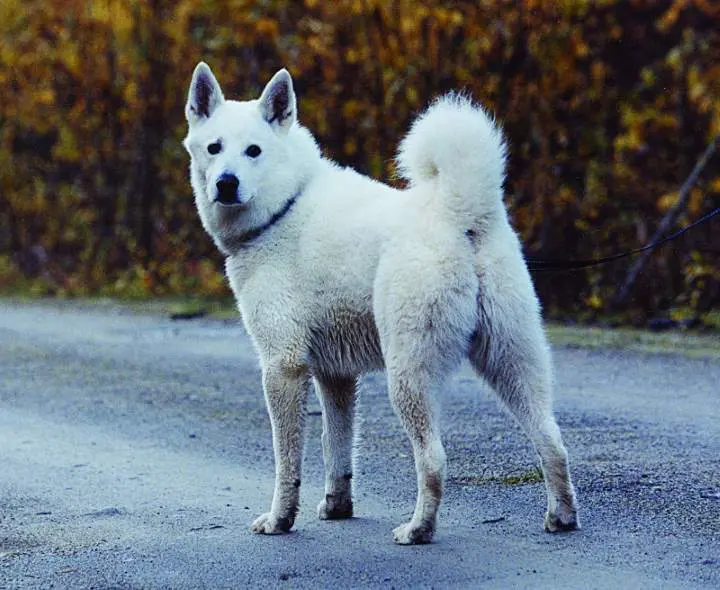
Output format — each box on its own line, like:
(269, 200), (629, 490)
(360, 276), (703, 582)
(186, 62), (225, 125)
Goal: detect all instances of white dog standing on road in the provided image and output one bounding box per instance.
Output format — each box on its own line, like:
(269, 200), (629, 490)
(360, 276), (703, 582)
(183, 62), (578, 544)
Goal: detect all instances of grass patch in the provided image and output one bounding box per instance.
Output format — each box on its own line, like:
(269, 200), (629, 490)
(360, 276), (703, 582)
(546, 324), (720, 359)
(499, 468), (544, 485)
(127, 297), (237, 320)
(450, 467), (544, 487)
(163, 298), (237, 320)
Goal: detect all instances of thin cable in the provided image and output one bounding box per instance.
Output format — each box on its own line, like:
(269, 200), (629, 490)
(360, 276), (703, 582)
(527, 206), (719, 272)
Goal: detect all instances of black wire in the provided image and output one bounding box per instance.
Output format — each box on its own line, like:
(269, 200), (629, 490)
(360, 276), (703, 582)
(526, 206), (719, 272)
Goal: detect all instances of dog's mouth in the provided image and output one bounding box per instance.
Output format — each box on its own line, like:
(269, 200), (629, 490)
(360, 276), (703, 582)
(214, 198), (246, 209)
(213, 173), (245, 207)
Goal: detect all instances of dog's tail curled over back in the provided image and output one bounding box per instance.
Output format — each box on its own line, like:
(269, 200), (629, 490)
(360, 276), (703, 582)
(396, 93), (507, 224)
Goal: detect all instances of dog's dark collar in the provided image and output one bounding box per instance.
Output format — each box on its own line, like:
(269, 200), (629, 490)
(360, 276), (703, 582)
(236, 186), (303, 248)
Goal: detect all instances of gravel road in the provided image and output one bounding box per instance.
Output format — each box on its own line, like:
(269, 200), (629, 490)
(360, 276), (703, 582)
(0, 300), (718, 589)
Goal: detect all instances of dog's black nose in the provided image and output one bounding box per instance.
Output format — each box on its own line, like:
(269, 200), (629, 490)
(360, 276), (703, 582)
(215, 173), (240, 205)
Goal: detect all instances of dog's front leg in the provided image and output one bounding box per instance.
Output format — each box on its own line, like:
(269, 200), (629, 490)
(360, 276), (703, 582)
(314, 374), (356, 520)
(251, 363), (309, 535)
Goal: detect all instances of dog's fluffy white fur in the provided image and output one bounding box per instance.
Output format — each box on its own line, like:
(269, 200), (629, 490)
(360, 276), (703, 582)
(184, 63), (578, 544)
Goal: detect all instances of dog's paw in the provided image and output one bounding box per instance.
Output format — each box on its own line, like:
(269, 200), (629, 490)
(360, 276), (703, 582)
(318, 494), (353, 520)
(544, 506), (579, 532)
(250, 512), (294, 535)
(392, 521), (434, 545)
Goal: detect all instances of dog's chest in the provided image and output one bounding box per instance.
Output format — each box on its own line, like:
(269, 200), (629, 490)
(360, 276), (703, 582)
(307, 306), (384, 377)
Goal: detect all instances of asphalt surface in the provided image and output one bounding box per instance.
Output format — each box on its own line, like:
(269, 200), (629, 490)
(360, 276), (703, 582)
(0, 300), (718, 589)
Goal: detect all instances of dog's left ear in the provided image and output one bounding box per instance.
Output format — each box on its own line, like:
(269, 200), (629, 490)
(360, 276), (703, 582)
(258, 69), (296, 134)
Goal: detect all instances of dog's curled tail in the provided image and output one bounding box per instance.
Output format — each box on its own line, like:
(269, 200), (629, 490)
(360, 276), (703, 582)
(396, 93), (507, 222)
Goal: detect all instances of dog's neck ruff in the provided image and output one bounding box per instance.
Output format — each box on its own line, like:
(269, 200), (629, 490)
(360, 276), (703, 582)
(235, 187), (303, 249)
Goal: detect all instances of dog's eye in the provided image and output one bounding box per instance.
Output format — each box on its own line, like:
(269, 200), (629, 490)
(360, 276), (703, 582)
(245, 144), (262, 158)
(207, 141), (222, 155)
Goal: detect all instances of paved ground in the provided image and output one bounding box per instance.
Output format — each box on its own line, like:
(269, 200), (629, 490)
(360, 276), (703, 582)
(0, 300), (718, 589)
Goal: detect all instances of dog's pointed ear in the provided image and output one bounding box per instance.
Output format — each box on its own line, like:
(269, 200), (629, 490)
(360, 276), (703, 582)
(258, 69), (296, 134)
(186, 62), (225, 125)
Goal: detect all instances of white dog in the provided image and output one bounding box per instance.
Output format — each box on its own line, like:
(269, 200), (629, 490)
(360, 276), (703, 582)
(183, 63), (578, 544)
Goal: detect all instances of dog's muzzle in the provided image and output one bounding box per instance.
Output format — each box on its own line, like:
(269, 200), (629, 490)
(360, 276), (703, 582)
(214, 173), (241, 206)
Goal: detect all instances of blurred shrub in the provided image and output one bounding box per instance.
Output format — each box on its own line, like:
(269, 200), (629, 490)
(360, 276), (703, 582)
(0, 0), (718, 319)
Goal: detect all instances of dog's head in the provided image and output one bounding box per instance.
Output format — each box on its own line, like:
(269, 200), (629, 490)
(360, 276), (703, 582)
(183, 63), (318, 252)
(184, 63), (297, 208)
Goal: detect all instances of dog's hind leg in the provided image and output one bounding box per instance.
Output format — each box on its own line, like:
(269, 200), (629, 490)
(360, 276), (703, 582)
(470, 280), (579, 532)
(375, 245), (478, 544)
(251, 362), (310, 535)
(314, 374), (356, 520)
(385, 366), (448, 544)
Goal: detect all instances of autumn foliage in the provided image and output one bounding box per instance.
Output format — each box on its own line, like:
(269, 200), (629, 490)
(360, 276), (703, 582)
(0, 0), (718, 321)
